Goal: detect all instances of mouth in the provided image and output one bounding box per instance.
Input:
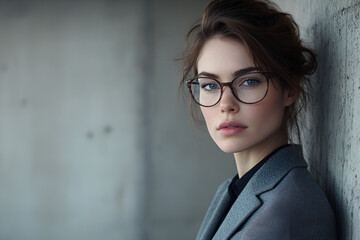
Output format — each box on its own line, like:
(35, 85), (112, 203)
(218, 121), (247, 136)
(218, 121), (247, 130)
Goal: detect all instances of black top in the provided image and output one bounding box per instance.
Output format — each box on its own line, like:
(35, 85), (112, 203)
(216, 144), (291, 231)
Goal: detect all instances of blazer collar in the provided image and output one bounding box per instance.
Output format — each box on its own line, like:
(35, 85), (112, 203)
(213, 145), (307, 240)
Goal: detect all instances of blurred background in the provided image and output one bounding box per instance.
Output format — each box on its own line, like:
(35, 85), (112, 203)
(0, 0), (359, 240)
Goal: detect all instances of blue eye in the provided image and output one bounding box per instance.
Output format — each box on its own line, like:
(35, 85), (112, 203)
(201, 83), (220, 91)
(241, 78), (260, 87)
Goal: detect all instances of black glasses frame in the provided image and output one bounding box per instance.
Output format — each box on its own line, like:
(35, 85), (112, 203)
(186, 71), (279, 107)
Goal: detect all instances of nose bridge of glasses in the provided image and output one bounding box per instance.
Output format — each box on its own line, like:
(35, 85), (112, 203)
(221, 82), (233, 88)
(220, 82), (234, 94)
(220, 82), (238, 101)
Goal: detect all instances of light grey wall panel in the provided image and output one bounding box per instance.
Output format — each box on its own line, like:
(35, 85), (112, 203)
(0, 1), (143, 239)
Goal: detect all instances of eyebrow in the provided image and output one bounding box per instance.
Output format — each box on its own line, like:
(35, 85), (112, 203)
(197, 67), (259, 78)
(234, 67), (259, 76)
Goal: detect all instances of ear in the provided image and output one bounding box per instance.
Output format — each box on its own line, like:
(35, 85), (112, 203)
(283, 87), (299, 107)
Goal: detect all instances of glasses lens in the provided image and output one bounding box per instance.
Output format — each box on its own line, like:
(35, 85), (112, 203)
(190, 78), (221, 106)
(233, 72), (268, 103)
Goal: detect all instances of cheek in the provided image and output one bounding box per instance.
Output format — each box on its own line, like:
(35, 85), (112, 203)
(200, 107), (216, 127)
(249, 95), (286, 127)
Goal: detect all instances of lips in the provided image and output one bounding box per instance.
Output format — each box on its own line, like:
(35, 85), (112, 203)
(218, 121), (247, 136)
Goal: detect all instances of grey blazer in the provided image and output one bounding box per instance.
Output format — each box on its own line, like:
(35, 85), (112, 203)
(196, 145), (337, 240)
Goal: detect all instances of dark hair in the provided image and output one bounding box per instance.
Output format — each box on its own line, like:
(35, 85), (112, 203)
(181, 0), (317, 141)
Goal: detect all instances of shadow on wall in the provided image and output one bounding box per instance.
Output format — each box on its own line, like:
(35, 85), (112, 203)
(305, 4), (360, 240)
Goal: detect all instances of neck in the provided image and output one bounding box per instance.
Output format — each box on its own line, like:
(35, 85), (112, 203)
(234, 130), (288, 178)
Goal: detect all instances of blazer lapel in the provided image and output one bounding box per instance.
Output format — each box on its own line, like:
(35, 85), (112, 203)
(213, 145), (307, 240)
(212, 182), (261, 240)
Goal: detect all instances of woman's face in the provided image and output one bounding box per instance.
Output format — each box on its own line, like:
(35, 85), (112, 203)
(197, 37), (296, 153)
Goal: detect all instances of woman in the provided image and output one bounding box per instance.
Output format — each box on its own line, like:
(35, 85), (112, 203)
(181, 0), (337, 239)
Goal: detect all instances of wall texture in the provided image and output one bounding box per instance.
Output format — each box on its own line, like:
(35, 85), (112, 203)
(273, 1), (360, 239)
(0, 1), (144, 239)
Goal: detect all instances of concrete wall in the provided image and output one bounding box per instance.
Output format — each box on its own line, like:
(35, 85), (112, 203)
(0, 1), (144, 239)
(0, 0), (235, 240)
(273, 1), (360, 239)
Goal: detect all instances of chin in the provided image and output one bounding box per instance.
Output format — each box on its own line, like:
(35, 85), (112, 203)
(217, 143), (247, 153)
(214, 136), (260, 153)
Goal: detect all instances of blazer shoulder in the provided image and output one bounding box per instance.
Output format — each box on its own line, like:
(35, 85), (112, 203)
(206, 177), (233, 211)
(275, 167), (333, 210)
(195, 177), (233, 240)
(256, 167), (337, 239)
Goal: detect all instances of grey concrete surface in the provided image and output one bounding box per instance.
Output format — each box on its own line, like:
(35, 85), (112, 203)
(273, 1), (360, 239)
(0, 1), (145, 239)
(0, 0), (234, 240)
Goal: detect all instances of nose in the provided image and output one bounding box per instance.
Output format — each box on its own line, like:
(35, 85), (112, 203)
(219, 87), (240, 113)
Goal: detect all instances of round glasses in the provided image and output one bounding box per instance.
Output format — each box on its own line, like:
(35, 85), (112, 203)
(186, 71), (278, 107)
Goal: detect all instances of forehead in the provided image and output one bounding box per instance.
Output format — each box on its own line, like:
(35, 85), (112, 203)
(197, 37), (255, 76)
